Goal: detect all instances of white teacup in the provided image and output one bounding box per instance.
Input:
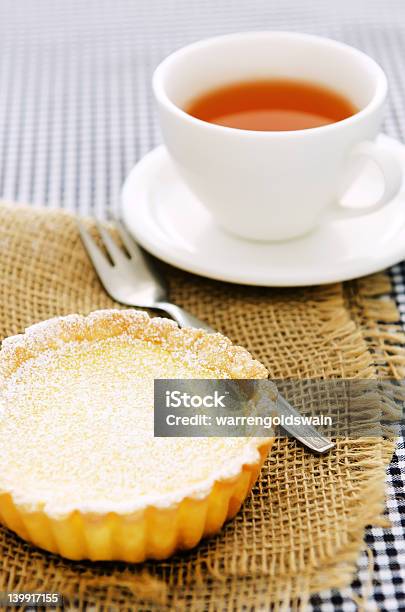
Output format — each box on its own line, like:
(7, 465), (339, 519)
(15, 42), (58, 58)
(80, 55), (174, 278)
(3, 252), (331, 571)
(153, 31), (402, 242)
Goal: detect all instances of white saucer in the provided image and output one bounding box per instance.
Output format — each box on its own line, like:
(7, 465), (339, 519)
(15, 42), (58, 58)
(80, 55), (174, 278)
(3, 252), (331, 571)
(121, 134), (405, 286)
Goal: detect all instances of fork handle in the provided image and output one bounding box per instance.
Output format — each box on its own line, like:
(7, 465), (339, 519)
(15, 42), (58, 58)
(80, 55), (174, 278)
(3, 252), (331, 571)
(155, 302), (334, 453)
(155, 302), (215, 333)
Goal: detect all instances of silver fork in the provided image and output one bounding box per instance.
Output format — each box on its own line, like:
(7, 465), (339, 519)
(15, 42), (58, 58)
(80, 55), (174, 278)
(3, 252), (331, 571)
(78, 219), (213, 331)
(78, 219), (335, 453)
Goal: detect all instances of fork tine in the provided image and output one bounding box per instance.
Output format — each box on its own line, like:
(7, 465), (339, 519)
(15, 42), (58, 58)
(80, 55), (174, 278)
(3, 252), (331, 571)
(77, 219), (113, 275)
(96, 221), (128, 266)
(114, 219), (144, 260)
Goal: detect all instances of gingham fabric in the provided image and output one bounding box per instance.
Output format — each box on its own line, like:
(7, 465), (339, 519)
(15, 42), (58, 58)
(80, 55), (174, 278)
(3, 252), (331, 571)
(0, 1), (404, 609)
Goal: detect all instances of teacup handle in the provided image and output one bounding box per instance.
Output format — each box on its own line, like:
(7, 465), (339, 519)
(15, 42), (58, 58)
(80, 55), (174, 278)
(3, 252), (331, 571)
(325, 140), (403, 222)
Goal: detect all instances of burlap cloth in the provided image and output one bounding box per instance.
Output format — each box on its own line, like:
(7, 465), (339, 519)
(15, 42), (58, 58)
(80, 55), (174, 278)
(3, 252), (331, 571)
(0, 201), (403, 610)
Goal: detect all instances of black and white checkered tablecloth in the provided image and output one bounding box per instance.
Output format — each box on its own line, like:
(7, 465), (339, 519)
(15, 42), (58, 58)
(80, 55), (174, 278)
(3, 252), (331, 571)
(0, 1), (404, 609)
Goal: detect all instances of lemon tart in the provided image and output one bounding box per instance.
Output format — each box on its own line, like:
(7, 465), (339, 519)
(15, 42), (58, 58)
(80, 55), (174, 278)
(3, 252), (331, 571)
(0, 310), (273, 561)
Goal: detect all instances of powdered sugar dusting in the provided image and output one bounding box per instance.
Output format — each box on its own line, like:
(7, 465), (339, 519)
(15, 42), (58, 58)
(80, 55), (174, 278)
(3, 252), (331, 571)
(0, 310), (269, 517)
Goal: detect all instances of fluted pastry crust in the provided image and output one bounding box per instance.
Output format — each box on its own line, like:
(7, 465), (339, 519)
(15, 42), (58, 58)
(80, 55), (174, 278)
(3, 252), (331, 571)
(0, 309), (273, 561)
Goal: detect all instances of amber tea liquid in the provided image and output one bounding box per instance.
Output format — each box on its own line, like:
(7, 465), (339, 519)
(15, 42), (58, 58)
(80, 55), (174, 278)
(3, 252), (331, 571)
(186, 79), (358, 131)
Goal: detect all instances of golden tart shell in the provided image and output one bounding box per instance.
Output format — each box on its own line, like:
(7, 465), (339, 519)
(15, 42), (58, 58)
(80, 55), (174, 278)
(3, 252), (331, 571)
(0, 310), (274, 561)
